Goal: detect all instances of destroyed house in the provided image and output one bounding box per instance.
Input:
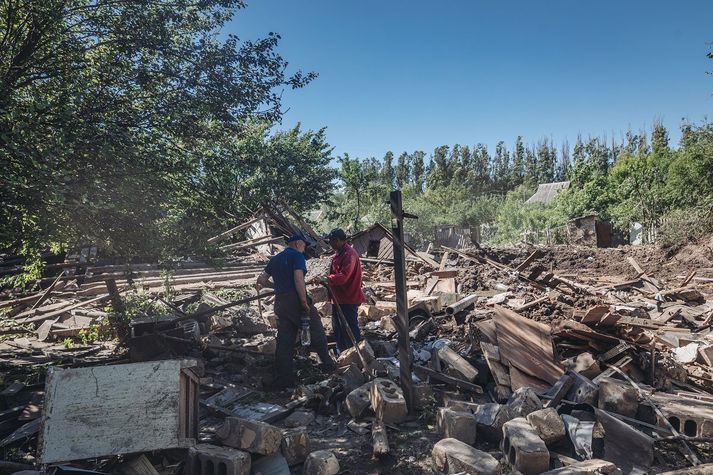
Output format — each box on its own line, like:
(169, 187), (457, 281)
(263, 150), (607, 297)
(434, 225), (480, 249)
(525, 181), (570, 205)
(349, 223), (418, 261)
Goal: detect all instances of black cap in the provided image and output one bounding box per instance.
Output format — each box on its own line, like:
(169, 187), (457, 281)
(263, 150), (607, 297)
(326, 228), (347, 241)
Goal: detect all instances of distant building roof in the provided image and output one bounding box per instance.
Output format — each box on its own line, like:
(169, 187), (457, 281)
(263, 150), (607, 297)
(525, 181), (570, 205)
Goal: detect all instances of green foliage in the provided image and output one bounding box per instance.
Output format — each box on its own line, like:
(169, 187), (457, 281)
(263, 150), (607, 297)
(490, 185), (568, 244)
(0, 0), (321, 260)
(78, 325), (101, 346)
(108, 291), (164, 340)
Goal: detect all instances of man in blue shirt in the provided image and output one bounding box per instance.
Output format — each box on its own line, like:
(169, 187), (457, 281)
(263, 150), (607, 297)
(257, 234), (334, 389)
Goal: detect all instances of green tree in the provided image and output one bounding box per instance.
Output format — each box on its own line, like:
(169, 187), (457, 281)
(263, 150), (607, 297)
(395, 152), (410, 189)
(381, 151), (395, 189)
(510, 136), (525, 187)
(411, 151), (426, 193)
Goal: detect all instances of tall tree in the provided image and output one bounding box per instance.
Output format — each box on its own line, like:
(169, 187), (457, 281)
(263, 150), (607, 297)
(651, 121), (670, 155)
(493, 141), (510, 191)
(411, 151), (426, 193)
(381, 151), (395, 189)
(510, 136), (525, 186)
(426, 145), (451, 189)
(395, 152), (410, 189)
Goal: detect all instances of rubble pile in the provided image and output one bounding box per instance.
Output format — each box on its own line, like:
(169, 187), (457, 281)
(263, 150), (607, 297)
(2, 215), (713, 474)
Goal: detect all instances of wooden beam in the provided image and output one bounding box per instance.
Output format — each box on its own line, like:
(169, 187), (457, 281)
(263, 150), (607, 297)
(207, 216), (263, 244)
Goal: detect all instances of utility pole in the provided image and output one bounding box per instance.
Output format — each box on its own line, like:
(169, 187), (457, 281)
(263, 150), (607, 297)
(389, 190), (416, 412)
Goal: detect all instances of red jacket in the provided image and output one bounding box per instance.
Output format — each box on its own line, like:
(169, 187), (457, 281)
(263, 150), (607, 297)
(328, 244), (365, 305)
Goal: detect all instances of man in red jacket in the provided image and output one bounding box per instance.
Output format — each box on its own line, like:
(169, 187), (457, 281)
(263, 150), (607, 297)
(323, 228), (365, 355)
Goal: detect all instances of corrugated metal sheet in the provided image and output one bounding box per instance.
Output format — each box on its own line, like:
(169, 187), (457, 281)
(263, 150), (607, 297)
(525, 181), (570, 205)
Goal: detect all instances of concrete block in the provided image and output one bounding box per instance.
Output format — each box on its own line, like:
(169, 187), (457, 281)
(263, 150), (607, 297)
(337, 363), (365, 393)
(380, 315), (398, 332)
(303, 450), (339, 475)
(345, 381), (373, 418)
(432, 438), (501, 475)
(502, 417), (550, 475)
(597, 377), (638, 418)
(564, 352), (601, 379)
(437, 408), (477, 445)
(526, 408), (566, 445)
(336, 340), (375, 368)
(413, 382), (434, 409)
(542, 459), (622, 474)
(447, 401), (509, 442)
(187, 444), (251, 475)
(250, 453), (290, 475)
(283, 409), (315, 428)
(507, 387), (543, 419)
(280, 427), (310, 466)
(216, 417), (284, 455)
(369, 378), (408, 424)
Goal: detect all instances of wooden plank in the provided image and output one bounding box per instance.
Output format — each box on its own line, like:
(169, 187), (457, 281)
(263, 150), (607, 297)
(515, 250), (542, 273)
(413, 365), (483, 394)
(416, 251), (440, 269)
(372, 420), (389, 456)
(509, 366), (551, 392)
(439, 251), (450, 271)
(480, 342), (512, 398)
(39, 359), (198, 463)
(627, 257), (661, 292)
(493, 305), (564, 384)
(220, 235), (285, 252)
(17, 293), (113, 324)
(207, 216), (262, 244)
(31, 271), (65, 310)
(437, 345), (479, 382)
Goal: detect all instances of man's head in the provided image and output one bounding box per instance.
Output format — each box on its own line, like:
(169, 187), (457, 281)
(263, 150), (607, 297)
(326, 228), (348, 252)
(287, 234), (307, 253)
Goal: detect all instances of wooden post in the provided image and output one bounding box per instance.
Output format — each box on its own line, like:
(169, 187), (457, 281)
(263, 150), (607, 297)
(104, 278), (125, 314)
(389, 190), (415, 413)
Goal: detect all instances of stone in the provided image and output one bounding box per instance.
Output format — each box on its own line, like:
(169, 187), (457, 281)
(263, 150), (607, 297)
(337, 363), (366, 393)
(280, 427), (310, 466)
(303, 450), (339, 475)
(432, 438), (501, 475)
(507, 387), (543, 419)
(345, 381), (373, 418)
(314, 301), (332, 318)
(542, 459), (622, 474)
(283, 409), (315, 428)
(413, 382), (435, 409)
(216, 417), (284, 455)
(437, 408), (477, 445)
(336, 340), (375, 368)
(187, 444), (251, 475)
(310, 286), (329, 303)
(359, 304), (387, 321)
(369, 377), (408, 424)
(526, 408), (566, 445)
(447, 401), (510, 442)
(257, 337), (276, 355)
(564, 352), (601, 379)
(597, 377), (638, 418)
(502, 417), (550, 475)
(380, 315), (398, 332)
(250, 453), (290, 475)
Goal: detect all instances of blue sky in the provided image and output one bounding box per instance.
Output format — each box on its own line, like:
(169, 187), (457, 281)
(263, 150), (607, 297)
(228, 1), (713, 158)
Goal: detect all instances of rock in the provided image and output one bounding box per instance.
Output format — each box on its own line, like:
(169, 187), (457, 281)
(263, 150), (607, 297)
(369, 377), (408, 424)
(345, 381), (373, 418)
(303, 450), (339, 475)
(507, 387), (543, 419)
(337, 363), (366, 393)
(526, 408), (566, 445)
(310, 286), (329, 304)
(432, 438), (501, 475)
(380, 315), (398, 332)
(314, 301), (332, 318)
(447, 401), (510, 442)
(502, 417), (550, 475)
(250, 453), (290, 475)
(336, 340), (375, 368)
(283, 409), (315, 428)
(359, 304), (387, 321)
(597, 377), (638, 418)
(437, 408), (477, 445)
(280, 427), (310, 466)
(563, 352), (601, 379)
(216, 417), (284, 455)
(542, 459), (622, 474)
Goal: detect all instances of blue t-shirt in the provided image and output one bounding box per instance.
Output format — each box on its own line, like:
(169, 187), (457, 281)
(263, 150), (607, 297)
(264, 247), (308, 293)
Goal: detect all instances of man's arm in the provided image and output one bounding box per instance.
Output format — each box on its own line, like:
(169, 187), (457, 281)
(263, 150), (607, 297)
(293, 270), (309, 311)
(256, 272), (273, 289)
(328, 252), (357, 286)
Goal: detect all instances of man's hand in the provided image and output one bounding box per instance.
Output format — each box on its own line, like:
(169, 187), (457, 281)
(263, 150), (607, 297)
(300, 299), (310, 312)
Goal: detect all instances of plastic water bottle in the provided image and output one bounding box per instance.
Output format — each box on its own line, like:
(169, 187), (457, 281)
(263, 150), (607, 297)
(300, 313), (311, 346)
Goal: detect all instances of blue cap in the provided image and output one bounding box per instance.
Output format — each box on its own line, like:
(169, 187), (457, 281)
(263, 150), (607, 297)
(287, 234), (307, 244)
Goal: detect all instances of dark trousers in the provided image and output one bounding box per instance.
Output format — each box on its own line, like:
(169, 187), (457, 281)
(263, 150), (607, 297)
(274, 291), (332, 387)
(332, 303), (362, 355)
